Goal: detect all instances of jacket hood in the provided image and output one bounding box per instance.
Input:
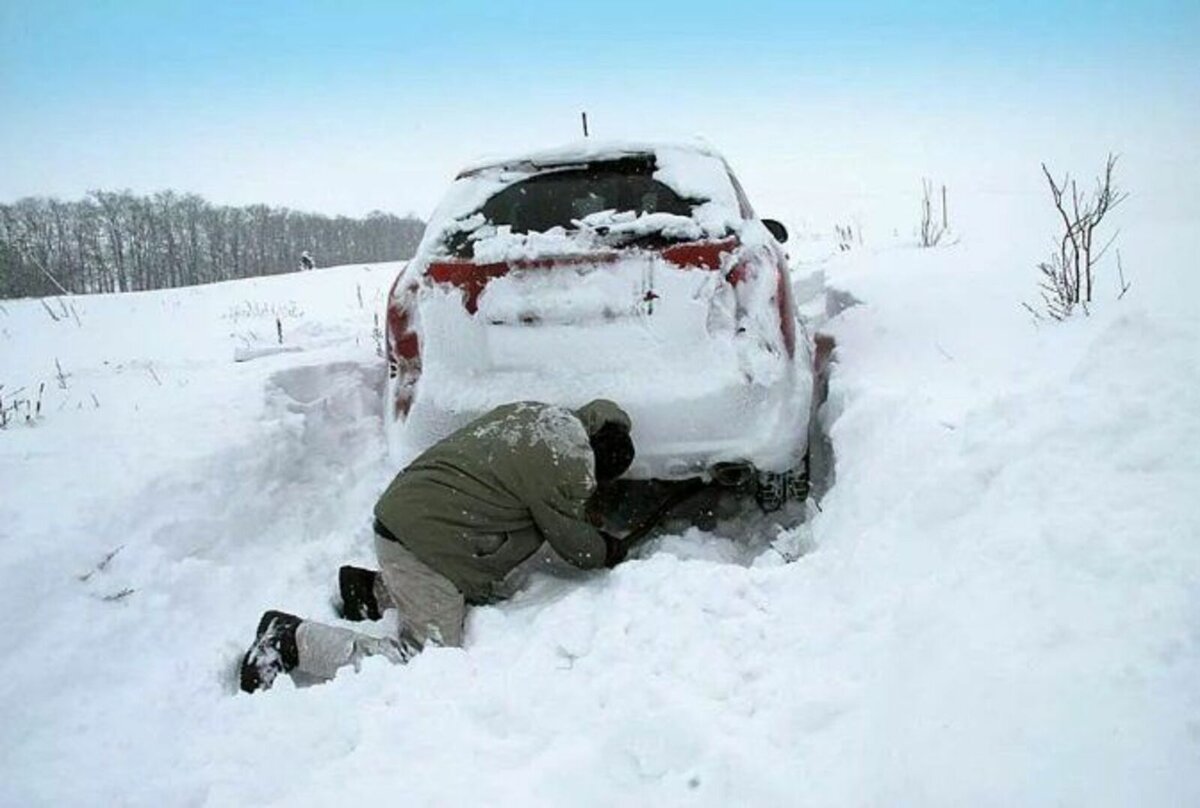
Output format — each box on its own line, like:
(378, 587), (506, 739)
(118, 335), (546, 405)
(574, 399), (632, 438)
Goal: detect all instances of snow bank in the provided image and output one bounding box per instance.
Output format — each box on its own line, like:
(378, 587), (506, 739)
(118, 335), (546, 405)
(1, 185), (1198, 807)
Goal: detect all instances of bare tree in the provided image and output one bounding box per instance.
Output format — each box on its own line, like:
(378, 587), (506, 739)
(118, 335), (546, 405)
(1028, 154), (1127, 320)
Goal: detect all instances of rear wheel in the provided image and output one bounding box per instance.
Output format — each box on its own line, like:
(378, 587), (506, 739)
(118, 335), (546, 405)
(754, 454), (810, 513)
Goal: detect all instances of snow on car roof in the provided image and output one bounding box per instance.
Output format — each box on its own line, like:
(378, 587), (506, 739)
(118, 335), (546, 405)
(458, 139), (724, 177)
(414, 140), (743, 262)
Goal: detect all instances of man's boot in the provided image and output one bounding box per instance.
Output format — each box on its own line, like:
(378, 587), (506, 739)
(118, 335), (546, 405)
(339, 565), (383, 621)
(239, 610), (301, 693)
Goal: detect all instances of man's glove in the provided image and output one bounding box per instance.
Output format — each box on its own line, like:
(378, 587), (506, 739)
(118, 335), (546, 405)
(601, 531), (629, 569)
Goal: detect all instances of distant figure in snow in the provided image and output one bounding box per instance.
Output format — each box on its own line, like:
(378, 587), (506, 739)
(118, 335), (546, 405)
(239, 399), (636, 693)
(299, 250), (315, 271)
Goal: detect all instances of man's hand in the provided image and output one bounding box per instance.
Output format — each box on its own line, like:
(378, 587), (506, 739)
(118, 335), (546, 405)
(602, 531), (629, 568)
(586, 485), (616, 527)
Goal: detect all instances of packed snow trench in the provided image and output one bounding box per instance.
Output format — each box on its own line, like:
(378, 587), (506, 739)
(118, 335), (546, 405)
(2, 191), (1199, 806)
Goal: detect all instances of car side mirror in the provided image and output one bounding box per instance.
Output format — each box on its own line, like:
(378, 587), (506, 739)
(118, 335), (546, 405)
(762, 219), (788, 244)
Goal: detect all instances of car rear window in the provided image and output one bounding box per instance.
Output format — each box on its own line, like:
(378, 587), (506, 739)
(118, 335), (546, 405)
(482, 159), (694, 235)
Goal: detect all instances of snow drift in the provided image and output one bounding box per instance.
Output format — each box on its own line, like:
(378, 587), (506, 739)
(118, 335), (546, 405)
(1, 186), (1198, 806)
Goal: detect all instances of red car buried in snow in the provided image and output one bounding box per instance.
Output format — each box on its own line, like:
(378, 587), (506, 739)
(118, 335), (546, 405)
(385, 141), (814, 521)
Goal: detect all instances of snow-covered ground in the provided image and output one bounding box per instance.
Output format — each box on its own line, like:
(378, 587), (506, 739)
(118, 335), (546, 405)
(1, 186), (1198, 805)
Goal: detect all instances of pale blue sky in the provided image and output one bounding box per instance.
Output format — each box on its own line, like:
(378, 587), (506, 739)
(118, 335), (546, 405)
(2, 1), (1197, 218)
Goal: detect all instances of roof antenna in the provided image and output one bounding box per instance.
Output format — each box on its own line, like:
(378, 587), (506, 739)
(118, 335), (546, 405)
(581, 111), (589, 138)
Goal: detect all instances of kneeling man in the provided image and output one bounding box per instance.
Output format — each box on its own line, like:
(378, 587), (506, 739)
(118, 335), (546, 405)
(240, 399), (635, 693)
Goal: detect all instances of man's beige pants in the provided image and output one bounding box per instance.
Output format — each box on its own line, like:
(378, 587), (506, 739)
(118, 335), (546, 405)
(293, 534), (466, 681)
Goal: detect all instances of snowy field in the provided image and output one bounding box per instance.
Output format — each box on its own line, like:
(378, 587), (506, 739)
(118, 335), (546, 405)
(1, 187), (1198, 806)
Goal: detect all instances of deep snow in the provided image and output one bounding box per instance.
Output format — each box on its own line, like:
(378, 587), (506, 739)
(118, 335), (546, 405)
(1, 186), (1198, 806)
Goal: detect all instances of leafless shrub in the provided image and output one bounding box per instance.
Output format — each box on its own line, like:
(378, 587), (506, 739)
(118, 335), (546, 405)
(1116, 250), (1131, 300)
(0, 381), (47, 428)
(223, 300), (303, 324)
(919, 179), (947, 247)
(835, 224), (854, 252)
(0, 381), (48, 427)
(55, 358), (71, 389)
(234, 330), (260, 349)
(36, 297), (75, 323)
(78, 545), (125, 582)
(1026, 154), (1127, 320)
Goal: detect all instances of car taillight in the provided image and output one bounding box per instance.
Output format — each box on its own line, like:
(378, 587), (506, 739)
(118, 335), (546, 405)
(661, 237), (737, 270)
(386, 275), (422, 418)
(426, 261), (511, 314)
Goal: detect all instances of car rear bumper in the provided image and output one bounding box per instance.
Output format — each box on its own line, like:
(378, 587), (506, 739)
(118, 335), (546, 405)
(389, 363), (812, 480)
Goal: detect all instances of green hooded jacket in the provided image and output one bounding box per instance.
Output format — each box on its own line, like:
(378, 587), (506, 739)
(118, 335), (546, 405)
(373, 399), (632, 603)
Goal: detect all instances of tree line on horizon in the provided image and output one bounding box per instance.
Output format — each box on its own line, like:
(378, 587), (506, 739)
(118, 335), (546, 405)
(0, 190), (425, 299)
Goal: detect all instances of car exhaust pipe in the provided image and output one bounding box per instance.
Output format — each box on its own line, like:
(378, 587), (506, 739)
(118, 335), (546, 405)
(710, 461), (756, 489)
